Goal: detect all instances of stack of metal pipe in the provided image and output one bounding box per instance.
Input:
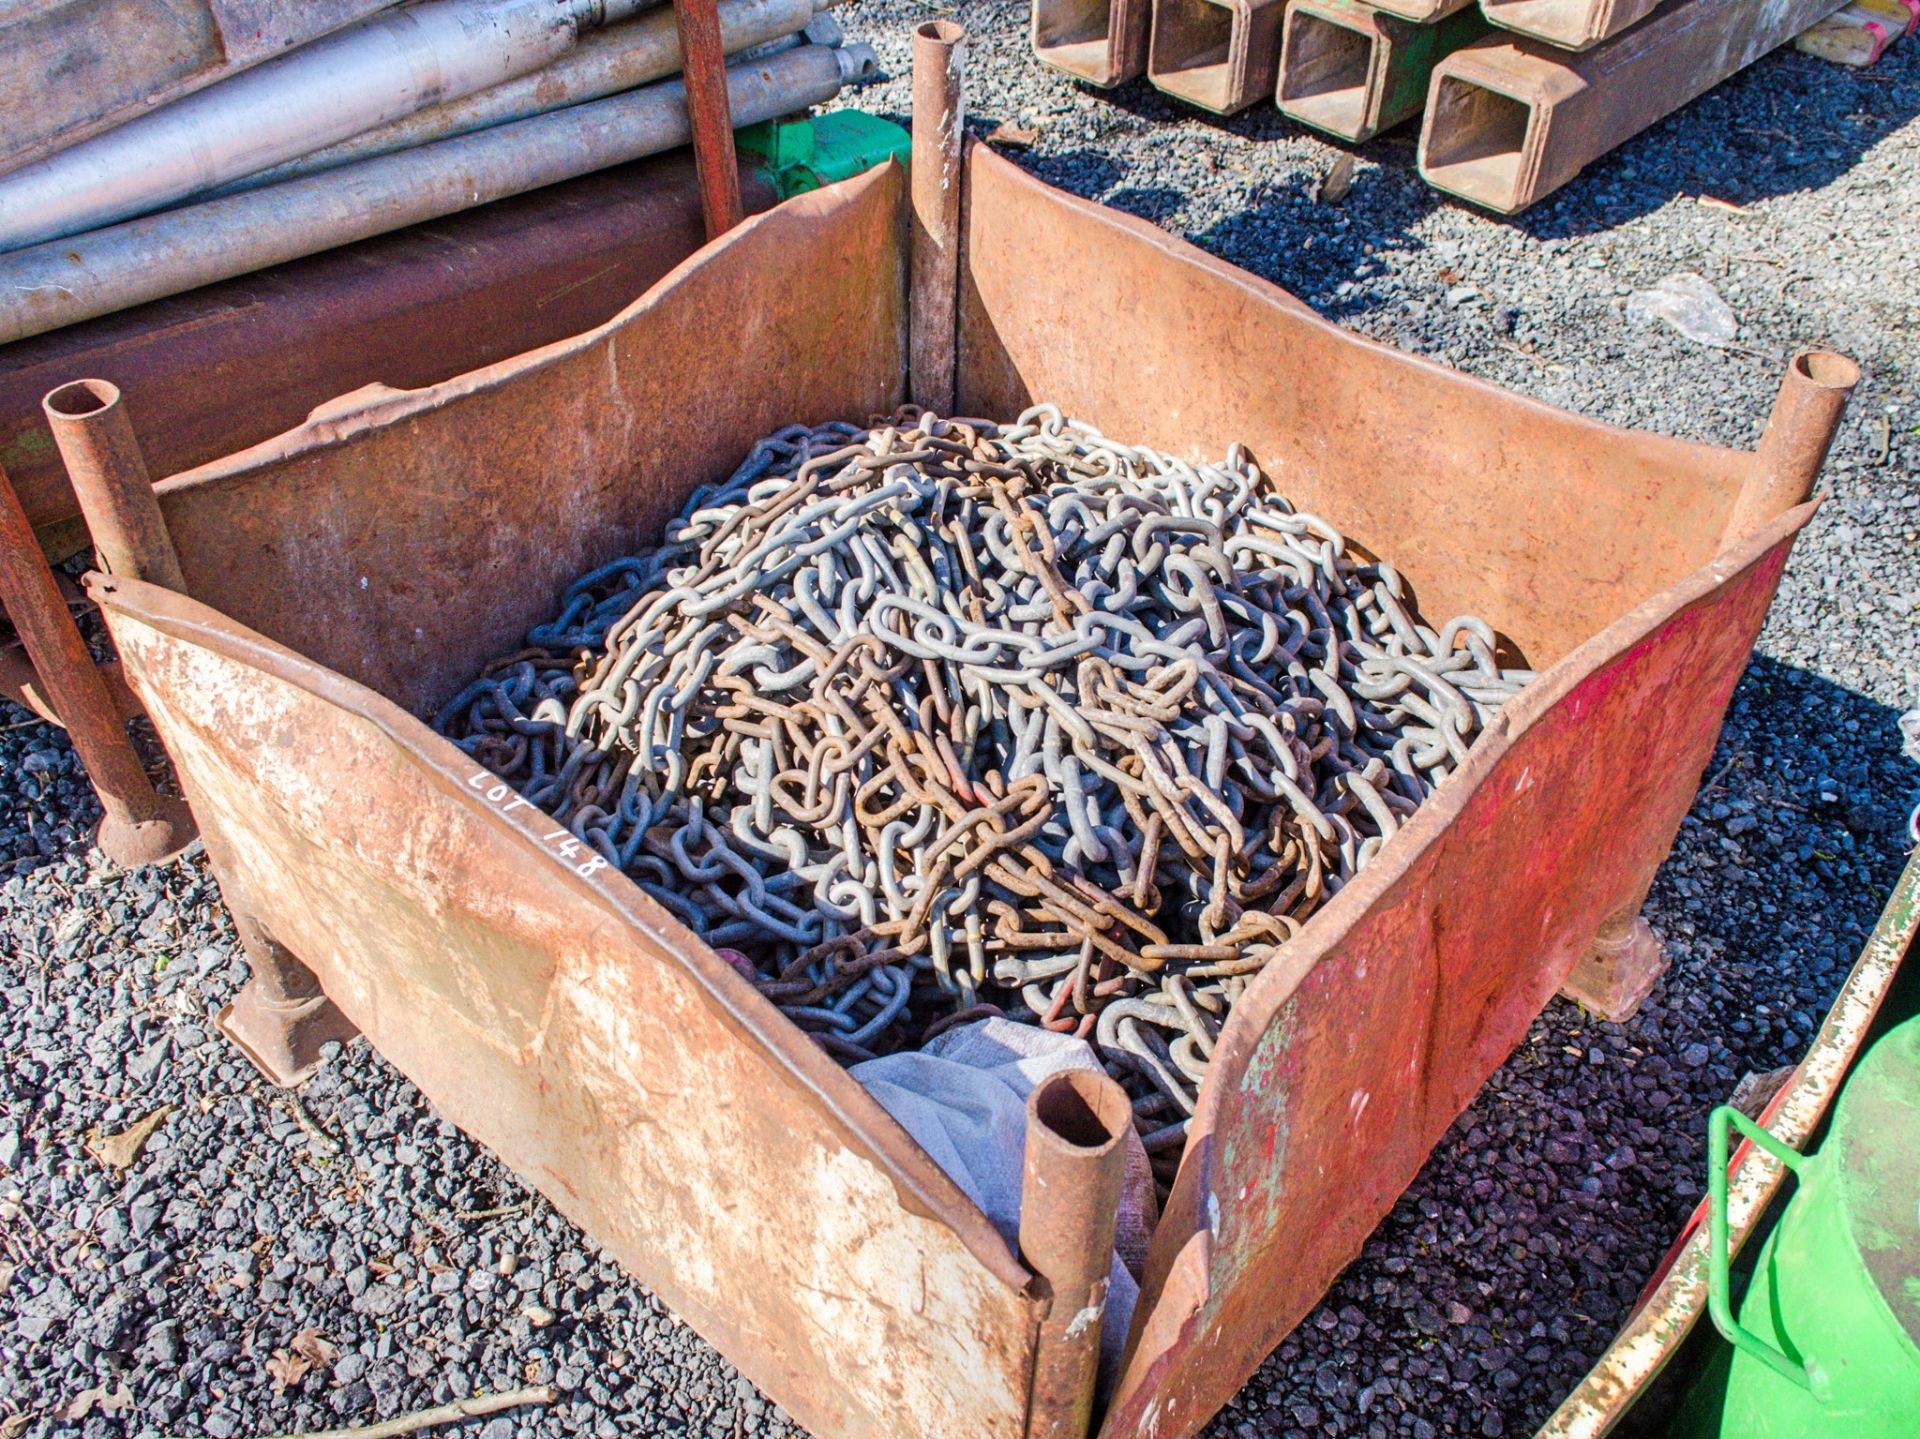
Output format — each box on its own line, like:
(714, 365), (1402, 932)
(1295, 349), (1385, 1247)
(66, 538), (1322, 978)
(0, 0), (876, 343)
(1031, 0), (1857, 211)
(1030, 0), (1494, 123)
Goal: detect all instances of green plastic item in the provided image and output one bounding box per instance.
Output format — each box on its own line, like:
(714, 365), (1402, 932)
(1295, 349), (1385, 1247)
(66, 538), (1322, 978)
(1691, 1016), (1920, 1436)
(736, 111), (910, 199)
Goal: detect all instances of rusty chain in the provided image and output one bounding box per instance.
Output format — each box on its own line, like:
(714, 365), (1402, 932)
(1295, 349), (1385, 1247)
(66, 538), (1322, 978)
(438, 407), (1533, 1181)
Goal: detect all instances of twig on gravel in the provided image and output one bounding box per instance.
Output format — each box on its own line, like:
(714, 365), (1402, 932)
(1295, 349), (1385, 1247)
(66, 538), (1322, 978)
(280, 1092), (343, 1157)
(1697, 749), (1749, 800)
(257, 1385), (558, 1439)
(453, 1199), (534, 1223)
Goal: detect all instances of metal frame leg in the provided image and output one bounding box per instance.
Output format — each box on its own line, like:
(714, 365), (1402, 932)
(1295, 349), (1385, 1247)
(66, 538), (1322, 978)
(1561, 909), (1668, 1022)
(215, 900), (360, 1087)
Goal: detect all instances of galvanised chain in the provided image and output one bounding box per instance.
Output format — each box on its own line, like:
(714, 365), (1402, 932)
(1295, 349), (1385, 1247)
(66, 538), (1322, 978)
(438, 407), (1532, 1181)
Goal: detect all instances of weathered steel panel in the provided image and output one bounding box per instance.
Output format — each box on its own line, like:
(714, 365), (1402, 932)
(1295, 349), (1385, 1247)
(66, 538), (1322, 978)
(956, 147), (1753, 672)
(1098, 509), (1810, 1439)
(0, 0), (396, 179)
(98, 582), (1040, 1439)
(147, 160), (909, 720)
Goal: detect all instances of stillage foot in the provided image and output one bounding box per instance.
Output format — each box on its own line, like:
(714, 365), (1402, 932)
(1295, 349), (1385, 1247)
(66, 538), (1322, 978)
(1560, 913), (1668, 1021)
(216, 906), (358, 1087)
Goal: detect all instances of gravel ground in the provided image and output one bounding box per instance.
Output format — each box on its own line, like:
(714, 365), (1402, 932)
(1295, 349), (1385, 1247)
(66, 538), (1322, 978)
(4, 15), (1918, 1439)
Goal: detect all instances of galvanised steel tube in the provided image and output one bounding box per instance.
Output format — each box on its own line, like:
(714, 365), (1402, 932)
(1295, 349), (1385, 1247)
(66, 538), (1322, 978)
(0, 0), (648, 254)
(203, 0), (827, 199)
(0, 43), (876, 346)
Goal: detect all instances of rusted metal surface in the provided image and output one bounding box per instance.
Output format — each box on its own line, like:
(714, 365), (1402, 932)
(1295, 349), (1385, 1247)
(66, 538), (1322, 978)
(95, 162), (1053, 1439)
(0, 0), (396, 180)
(672, 0), (748, 237)
(1535, 852), (1920, 1439)
(1147, 0), (1288, 114)
(910, 21), (966, 414)
(43, 381), (188, 593)
(0, 461), (191, 866)
(141, 162), (907, 720)
(957, 149), (1754, 671)
(1478, 0), (1662, 52)
(1098, 510), (1812, 1439)
(1419, 0), (1852, 213)
(1024, 1070), (1133, 1439)
(93, 135), (1844, 1439)
(1, 154), (772, 782)
(1370, 0), (1475, 19)
(1031, 0), (1152, 87)
(95, 574), (1042, 1439)
(0, 154), (776, 548)
(953, 149), (1841, 1439)
(0, 635), (141, 725)
(1278, 0), (1491, 143)
(1729, 349), (1862, 545)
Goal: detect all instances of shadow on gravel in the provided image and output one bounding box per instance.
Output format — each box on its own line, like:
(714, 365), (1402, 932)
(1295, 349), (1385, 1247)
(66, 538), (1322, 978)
(1497, 46), (1920, 240)
(1008, 135), (1453, 328)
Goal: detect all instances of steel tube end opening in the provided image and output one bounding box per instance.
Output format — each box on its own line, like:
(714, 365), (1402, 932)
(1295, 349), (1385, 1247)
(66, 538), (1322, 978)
(1029, 1067), (1131, 1159)
(916, 18), (967, 44)
(1723, 347), (1861, 544)
(1278, 7), (1377, 140)
(1020, 1068), (1131, 1439)
(43, 376), (187, 594)
(1790, 349), (1860, 394)
(43, 378), (123, 420)
(1419, 72), (1532, 212)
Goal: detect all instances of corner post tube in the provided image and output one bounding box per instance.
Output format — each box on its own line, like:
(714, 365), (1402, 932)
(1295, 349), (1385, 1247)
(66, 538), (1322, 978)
(1723, 349), (1860, 545)
(42, 379), (187, 593)
(0, 459), (193, 866)
(671, 0), (745, 239)
(910, 19), (965, 416)
(1020, 1068), (1131, 1439)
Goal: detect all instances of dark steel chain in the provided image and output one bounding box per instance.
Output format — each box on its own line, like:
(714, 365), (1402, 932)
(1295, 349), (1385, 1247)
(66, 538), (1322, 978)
(438, 407), (1533, 1180)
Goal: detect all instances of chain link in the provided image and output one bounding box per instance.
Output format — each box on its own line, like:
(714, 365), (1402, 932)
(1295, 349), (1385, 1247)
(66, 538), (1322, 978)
(438, 407), (1533, 1184)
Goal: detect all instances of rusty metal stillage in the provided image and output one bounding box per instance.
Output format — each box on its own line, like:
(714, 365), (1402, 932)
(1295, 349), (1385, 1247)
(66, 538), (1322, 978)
(60, 30), (1855, 1439)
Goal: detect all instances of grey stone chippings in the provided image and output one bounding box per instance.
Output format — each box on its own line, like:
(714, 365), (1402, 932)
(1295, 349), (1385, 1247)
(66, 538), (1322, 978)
(4, 18), (1918, 1438)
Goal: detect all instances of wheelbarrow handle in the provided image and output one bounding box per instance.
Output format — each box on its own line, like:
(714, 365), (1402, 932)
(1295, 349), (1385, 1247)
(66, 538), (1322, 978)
(1706, 1104), (1828, 1399)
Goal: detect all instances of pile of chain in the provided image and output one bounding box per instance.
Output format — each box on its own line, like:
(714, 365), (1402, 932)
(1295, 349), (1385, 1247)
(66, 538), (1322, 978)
(438, 407), (1533, 1182)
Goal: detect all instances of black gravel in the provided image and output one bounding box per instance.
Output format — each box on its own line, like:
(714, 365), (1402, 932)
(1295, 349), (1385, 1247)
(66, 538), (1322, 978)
(4, 14), (1918, 1438)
